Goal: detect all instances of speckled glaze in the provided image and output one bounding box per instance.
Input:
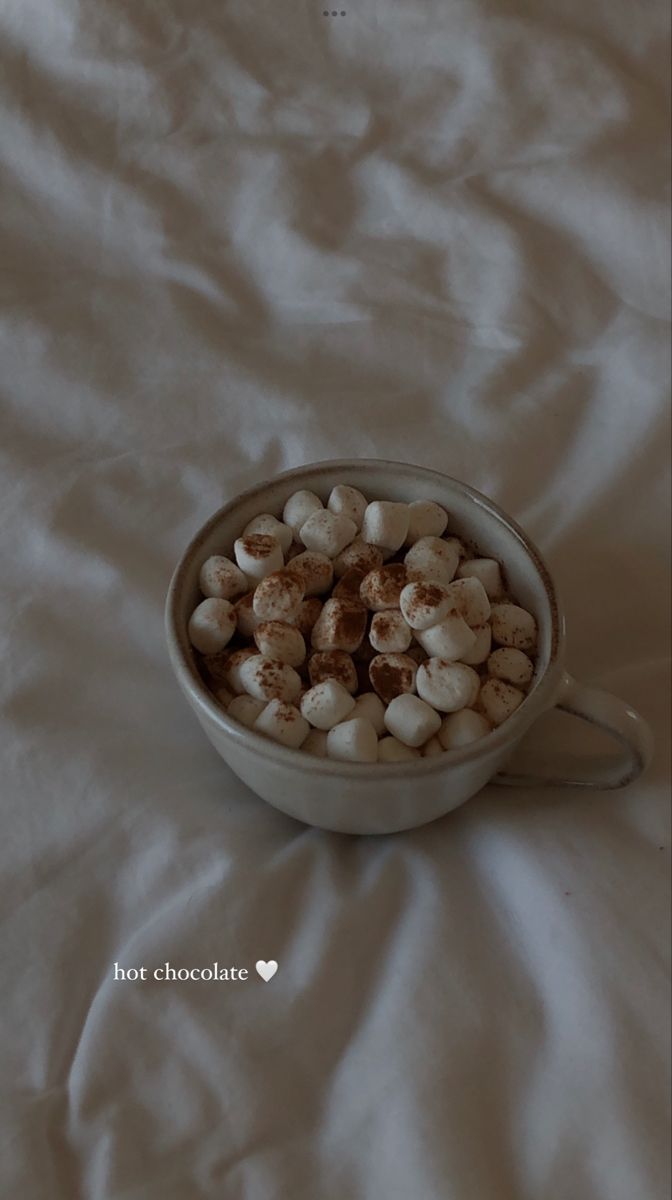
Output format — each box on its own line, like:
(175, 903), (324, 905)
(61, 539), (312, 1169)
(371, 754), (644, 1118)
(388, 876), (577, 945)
(165, 460), (653, 834)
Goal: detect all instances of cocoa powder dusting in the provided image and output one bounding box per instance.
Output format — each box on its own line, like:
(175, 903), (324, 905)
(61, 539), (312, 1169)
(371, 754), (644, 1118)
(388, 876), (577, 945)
(286, 559), (316, 589)
(309, 651), (357, 692)
(333, 568), (366, 600)
(403, 582), (445, 624)
(240, 534), (277, 559)
(257, 659), (284, 689)
(333, 598), (367, 646)
(413, 583), (443, 606)
(340, 543), (383, 574)
(259, 570), (302, 603)
(362, 563), (408, 608)
(373, 615), (392, 638)
(489, 679), (510, 699)
(382, 564), (408, 586)
(369, 654), (417, 703)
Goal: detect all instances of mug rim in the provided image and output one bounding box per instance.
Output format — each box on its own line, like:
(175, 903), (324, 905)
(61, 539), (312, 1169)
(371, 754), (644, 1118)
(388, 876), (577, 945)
(165, 458), (565, 779)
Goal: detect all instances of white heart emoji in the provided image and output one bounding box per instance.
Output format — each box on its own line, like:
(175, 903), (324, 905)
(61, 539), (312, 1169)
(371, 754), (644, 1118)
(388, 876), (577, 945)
(255, 960), (278, 982)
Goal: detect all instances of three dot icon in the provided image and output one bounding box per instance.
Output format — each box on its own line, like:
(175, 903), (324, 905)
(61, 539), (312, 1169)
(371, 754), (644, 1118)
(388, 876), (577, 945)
(323, 9), (347, 14)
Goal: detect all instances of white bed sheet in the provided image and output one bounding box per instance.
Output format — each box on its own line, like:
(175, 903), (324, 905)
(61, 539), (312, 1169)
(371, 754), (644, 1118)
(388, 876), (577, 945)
(1, 1), (670, 1197)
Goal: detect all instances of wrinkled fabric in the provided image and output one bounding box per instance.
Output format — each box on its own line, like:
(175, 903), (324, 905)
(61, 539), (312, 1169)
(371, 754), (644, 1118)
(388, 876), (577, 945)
(0, 1), (670, 1198)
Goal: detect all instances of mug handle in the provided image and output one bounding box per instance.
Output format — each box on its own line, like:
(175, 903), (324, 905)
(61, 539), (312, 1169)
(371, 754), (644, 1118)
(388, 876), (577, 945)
(493, 670), (654, 790)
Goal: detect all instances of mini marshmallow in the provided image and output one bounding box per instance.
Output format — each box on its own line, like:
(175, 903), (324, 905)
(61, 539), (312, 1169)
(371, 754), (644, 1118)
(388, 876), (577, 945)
(235, 592), (262, 637)
(294, 597), (323, 640)
(224, 647), (259, 694)
(405, 500), (448, 545)
(384, 693), (442, 748)
(199, 556), (248, 601)
(378, 736), (421, 762)
(234, 534), (284, 584)
(404, 537), (459, 586)
(253, 570), (304, 623)
(238, 654), (302, 703)
(422, 735), (444, 757)
(299, 511), (357, 559)
(188, 598), (237, 654)
(360, 501), (410, 554)
(308, 650), (358, 694)
(369, 653), (418, 703)
(369, 610), (412, 654)
(311, 597), (367, 654)
(227, 694), (266, 728)
(254, 699), (310, 749)
(327, 485), (368, 529)
(439, 708), (492, 749)
(213, 685), (234, 710)
(359, 564), (408, 611)
(326, 718), (379, 763)
(243, 513), (293, 555)
(300, 680), (356, 730)
(333, 539), (384, 578)
(490, 604), (538, 652)
(415, 613), (477, 661)
(479, 678), (525, 725)
(457, 558), (503, 600)
(254, 621), (306, 668)
(487, 647), (534, 686)
(303, 729), (329, 757)
(350, 691), (387, 736)
(460, 623), (492, 665)
(416, 660), (480, 713)
(288, 551), (334, 597)
(444, 577), (491, 627)
(399, 581), (452, 631)
(283, 490), (324, 537)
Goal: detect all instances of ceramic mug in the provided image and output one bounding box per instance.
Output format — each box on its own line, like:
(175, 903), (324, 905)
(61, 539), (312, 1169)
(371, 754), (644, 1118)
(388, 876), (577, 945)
(165, 460), (653, 835)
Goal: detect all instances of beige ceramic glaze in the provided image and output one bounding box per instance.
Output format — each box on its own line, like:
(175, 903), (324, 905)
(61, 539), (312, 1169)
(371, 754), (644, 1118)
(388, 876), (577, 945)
(165, 460), (653, 834)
